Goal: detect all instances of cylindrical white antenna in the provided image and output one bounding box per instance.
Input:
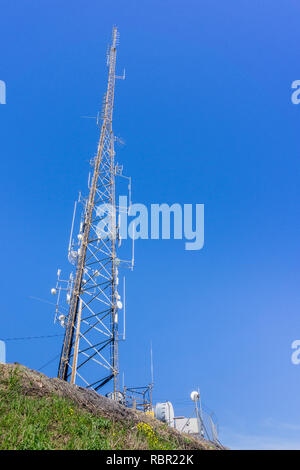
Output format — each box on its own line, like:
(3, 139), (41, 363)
(131, 222), (135, 270)
(118, 213), (122, 247)
(54, 286), (62, 324)
(128, 177), (132, 209)
(123, 276), (126, 340)
(68, 201), (77, 255)
(150, 341), (154, 386)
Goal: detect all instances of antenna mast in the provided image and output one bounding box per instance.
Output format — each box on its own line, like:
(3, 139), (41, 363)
(57, 27), (123, 396)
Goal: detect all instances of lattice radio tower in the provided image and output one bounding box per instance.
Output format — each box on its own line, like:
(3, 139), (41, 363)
(53, 27), (131, 397)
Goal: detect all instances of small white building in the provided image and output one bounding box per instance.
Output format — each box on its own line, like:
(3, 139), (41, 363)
(174, 417), (199, 435)
(154, 402), (200, 436)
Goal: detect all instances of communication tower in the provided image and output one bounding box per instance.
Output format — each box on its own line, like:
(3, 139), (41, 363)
(52, 27), (131, 397)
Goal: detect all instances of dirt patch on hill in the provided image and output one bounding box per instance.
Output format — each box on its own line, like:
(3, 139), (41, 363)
(0, 363), (222, 450)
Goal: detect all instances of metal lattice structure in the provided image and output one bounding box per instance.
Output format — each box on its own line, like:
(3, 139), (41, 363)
(56, 27), (127, 395)
(123, 385), (153, 412)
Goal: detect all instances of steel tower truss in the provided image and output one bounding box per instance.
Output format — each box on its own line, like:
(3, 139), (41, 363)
(57, 27), (126, 395)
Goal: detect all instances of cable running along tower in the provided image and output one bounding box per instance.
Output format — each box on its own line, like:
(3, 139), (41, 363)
(55, 27), (129, 397)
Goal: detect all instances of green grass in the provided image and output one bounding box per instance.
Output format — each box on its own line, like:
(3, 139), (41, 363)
(0, 368), (180, 450)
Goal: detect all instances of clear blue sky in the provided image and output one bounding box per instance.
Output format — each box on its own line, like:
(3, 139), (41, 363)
(1, 0), (300, 449)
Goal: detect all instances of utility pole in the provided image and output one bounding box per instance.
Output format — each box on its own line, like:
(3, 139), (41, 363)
(191, 390), (205, 438)
(56, 27), (126, 396)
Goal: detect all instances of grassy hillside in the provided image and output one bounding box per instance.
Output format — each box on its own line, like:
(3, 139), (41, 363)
(0, 364), (219, 450)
